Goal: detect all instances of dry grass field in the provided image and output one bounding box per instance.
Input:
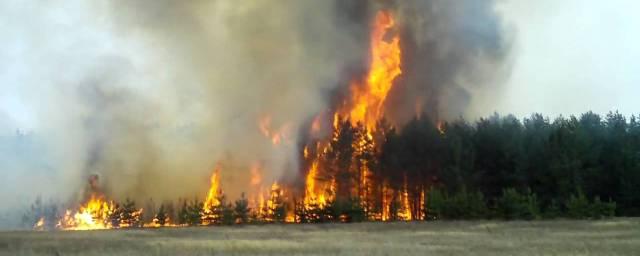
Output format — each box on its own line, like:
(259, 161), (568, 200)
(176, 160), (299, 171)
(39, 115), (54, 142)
(1, 219), (639, 256)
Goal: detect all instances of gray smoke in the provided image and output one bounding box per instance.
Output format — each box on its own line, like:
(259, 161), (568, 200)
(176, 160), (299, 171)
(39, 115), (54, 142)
(0, 0), (510, 227)
(386, 0), (511, 124)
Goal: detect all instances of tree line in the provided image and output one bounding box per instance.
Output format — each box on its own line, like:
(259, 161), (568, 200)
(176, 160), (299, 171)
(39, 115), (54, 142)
(375, 111), (638, 218)
(24, 111), (640, 229)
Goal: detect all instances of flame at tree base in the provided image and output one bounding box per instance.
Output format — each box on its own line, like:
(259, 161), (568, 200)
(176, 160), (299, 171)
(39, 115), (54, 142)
(31, 9), (432, 231)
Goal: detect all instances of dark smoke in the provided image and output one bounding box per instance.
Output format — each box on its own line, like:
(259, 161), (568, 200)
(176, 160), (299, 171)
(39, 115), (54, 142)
(388, 0), (511, 124)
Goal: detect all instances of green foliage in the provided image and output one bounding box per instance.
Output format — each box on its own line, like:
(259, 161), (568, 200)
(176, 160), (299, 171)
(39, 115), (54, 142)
(566, 191), (616, 219)
(233, 193), (250, 224)
(565, 191), (590, 219)
(221, 203), (235, 225)
(426, 188), (488, 220)
(21, 110), (640, 228)
(591, 197), (616, 219)
(426, 189), (446, 220)
(185, 200), (203, 226)
(542, 199), (562, 219)
(178, 200), (188, 225)
(496, 188), (540, 220)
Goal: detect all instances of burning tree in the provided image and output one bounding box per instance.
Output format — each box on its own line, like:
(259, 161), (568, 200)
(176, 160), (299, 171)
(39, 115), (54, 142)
(153, 204), (169, 226)
(26, 4), (636, 232)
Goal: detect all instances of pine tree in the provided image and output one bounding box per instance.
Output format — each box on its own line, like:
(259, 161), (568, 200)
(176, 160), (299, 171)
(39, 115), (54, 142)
(178, 200), (189, 225)
(120, 198), (141, 228)
(234, 193), (250, 224)
(155, 204), (168, 226)
(221, 203), (235, 225)
(187, 200), (203, 226)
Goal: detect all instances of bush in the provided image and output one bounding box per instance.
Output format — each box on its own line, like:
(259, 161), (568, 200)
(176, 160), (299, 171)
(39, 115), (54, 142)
(565, 191), (592, 219)
(187, 200), (204, 226)
(542, 199), (562, 219)
(591, 197), (616, 219)
(456, 190), (488, 219)
(426, 189), (446, 220)
(566, 191), (616, 219)
(233, 193), (250, 224)
(496, 188), (540, 220)
(427, 188), (488, 220)
(221, 203), (235, 225)
(332, 198), (365, 222)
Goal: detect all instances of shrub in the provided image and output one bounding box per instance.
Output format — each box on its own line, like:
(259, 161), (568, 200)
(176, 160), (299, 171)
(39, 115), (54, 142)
(566, 192), (616, 219)
(591, 197), (616, 219)
(332, 198), (365, 222)
(542, 199), (562, 219)
(427, 188), (488, 220)
(221, 203), (235, 225)
(426, 189), (446, 220)
(565, 191), (591, 219)
(496, 188), (540, 220)
(187, 200), (204, 226)
(233, 193), (250, 224)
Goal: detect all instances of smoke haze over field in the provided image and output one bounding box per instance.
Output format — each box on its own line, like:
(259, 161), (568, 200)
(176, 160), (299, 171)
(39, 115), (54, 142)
(2, 0), (636, 228)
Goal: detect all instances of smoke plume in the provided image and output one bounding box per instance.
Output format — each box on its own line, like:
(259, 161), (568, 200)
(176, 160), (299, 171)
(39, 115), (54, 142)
(0, 0), (509, 227)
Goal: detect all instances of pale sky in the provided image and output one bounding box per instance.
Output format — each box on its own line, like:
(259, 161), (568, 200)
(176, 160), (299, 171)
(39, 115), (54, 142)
(496, 0), (640, 118)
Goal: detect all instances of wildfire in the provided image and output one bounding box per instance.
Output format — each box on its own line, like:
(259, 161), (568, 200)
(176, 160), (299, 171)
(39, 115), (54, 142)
(300, 10), (406, 221)
(343, 10), (402, 131)
(55, 195), (144, 230)
(33, 217), (45, 231)
(30, 9), (432, 231)
(202, 167), (222, 225)
(204, 168), (221, 211)
(259, 115), (292, 145)
(303, 160), (333, 210)
(250, 164), (262, 186)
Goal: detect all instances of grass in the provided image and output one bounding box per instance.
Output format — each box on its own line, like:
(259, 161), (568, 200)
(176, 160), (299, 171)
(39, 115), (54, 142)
(1, 219), (639, 256)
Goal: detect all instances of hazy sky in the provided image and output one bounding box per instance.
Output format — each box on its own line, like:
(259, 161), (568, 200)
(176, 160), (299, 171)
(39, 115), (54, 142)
(496, 0), (640, 118)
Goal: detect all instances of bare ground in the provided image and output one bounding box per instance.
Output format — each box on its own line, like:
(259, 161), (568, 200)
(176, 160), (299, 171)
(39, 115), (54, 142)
(1, 219), (639, 256)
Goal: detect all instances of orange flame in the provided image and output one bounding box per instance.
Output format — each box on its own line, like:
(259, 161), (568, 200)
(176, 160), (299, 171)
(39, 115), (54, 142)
(301, 10), (401, 220)
(250, 164), (262, 186)
(204, 167), (221, 212)
(57, 195), (117, 230)
(344, 10), (402, 130)
(33, 217), (45, 231)
(259, 115), (292, 145)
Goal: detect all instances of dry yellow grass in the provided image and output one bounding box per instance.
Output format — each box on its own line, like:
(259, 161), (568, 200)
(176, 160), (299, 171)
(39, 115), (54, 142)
(1, 219), (639, 256)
